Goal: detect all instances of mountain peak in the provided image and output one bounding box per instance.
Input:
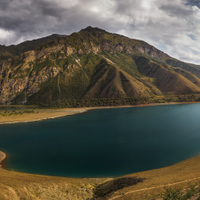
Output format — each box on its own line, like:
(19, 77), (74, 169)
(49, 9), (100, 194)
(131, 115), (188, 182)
(81, 26), (107, 33)
(1, 27), (200, 106)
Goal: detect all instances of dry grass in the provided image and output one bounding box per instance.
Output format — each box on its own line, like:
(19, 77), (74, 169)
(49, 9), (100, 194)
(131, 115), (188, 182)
(0, 167), (110, 200)
(1, 156), (200, 199)
(103, 155), (200, 200)
(0, 107), (91, 124)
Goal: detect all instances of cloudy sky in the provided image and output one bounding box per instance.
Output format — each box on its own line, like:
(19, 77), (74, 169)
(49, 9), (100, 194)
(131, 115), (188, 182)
(0, 0), (200, 64)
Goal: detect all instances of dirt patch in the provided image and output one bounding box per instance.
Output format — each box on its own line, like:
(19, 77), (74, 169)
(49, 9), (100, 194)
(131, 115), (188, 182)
(0, 151), (6, 166)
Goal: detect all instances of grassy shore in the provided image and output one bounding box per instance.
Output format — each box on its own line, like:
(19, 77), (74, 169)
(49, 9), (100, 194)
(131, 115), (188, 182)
(1, 154), (200, 199)
(0, 102), (199, 124)
(0, 107), (91, 124)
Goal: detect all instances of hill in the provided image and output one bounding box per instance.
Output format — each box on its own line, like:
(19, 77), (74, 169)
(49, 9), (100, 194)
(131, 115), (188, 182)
(1, 26), (200, 107)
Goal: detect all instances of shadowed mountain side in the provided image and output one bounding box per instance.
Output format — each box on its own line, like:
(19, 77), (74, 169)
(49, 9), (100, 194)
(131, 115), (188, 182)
(166, 58), (200, 78)
(135, 56), (200, 95)
(84, 60), (153, 99)
(173, 67), (200, 87)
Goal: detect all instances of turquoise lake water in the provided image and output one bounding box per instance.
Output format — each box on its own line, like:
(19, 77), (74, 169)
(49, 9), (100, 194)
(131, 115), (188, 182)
(1, 104), (200, 177)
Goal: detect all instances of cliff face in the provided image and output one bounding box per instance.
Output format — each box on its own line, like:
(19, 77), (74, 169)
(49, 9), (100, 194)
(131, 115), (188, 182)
(1, 26), (200, 106)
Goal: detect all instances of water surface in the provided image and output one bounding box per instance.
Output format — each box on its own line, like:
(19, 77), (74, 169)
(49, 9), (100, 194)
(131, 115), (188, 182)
(1, 104), (200, 177)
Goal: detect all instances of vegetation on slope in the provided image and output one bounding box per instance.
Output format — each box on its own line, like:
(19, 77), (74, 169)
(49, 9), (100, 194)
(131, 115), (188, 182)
(1, 26), (200, 107)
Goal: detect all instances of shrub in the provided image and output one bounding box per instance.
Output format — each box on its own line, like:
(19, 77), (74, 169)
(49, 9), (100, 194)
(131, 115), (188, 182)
(161, 187), (182, 200)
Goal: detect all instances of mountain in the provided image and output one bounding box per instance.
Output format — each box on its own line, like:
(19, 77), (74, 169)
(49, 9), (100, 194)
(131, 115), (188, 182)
(0, 34), (66, 59)
(1, 26), (200, 107)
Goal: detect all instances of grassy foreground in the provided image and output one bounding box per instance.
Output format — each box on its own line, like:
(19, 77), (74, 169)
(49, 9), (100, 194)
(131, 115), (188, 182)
(1, 155), (200, 199)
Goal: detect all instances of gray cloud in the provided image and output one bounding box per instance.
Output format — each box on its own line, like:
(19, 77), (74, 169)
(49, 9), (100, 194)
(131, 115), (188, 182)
(186, 0), (200, 8)
(0, 0), (200, 64)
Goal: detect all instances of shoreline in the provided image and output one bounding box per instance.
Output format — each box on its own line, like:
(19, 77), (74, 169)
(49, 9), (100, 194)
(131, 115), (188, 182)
(0, 101), (199, 125)
(0, 151), (6, 167)
(1, 102), (200, 199)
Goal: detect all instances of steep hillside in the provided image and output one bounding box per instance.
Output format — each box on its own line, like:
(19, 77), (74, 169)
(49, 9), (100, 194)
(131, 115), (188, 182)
(0, 34), (66, 60)
(135, 56), (200, 94)
(166, 58), (200, 78)
(1, 26), (200, 107)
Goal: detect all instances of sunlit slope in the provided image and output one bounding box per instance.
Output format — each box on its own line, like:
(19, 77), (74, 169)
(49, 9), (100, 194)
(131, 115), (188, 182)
(1, 26), (200, 106)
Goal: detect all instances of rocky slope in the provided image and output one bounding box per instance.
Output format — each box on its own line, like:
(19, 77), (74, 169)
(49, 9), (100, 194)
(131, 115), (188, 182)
(1, 26), (200, 106)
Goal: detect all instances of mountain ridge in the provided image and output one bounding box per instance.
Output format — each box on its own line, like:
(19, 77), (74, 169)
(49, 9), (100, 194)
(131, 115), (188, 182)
(1, 26), (200, 107)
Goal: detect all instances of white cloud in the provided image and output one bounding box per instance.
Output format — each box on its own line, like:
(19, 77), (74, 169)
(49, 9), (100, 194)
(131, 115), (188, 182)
(0, 28), (15, 44)
(108, 0), (200, 64)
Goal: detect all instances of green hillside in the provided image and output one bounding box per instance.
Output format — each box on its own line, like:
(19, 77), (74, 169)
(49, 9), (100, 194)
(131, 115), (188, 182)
(1, 26), (200, 107)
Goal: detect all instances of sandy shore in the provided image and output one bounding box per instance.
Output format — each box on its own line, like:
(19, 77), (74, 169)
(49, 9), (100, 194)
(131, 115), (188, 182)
(0, 108), (90, 124)
(0, 151), (6, 166)
(0, 102), (199, 124)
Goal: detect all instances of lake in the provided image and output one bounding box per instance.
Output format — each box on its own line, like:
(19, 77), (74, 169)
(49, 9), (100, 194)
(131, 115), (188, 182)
(1, 103), (200, 178)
